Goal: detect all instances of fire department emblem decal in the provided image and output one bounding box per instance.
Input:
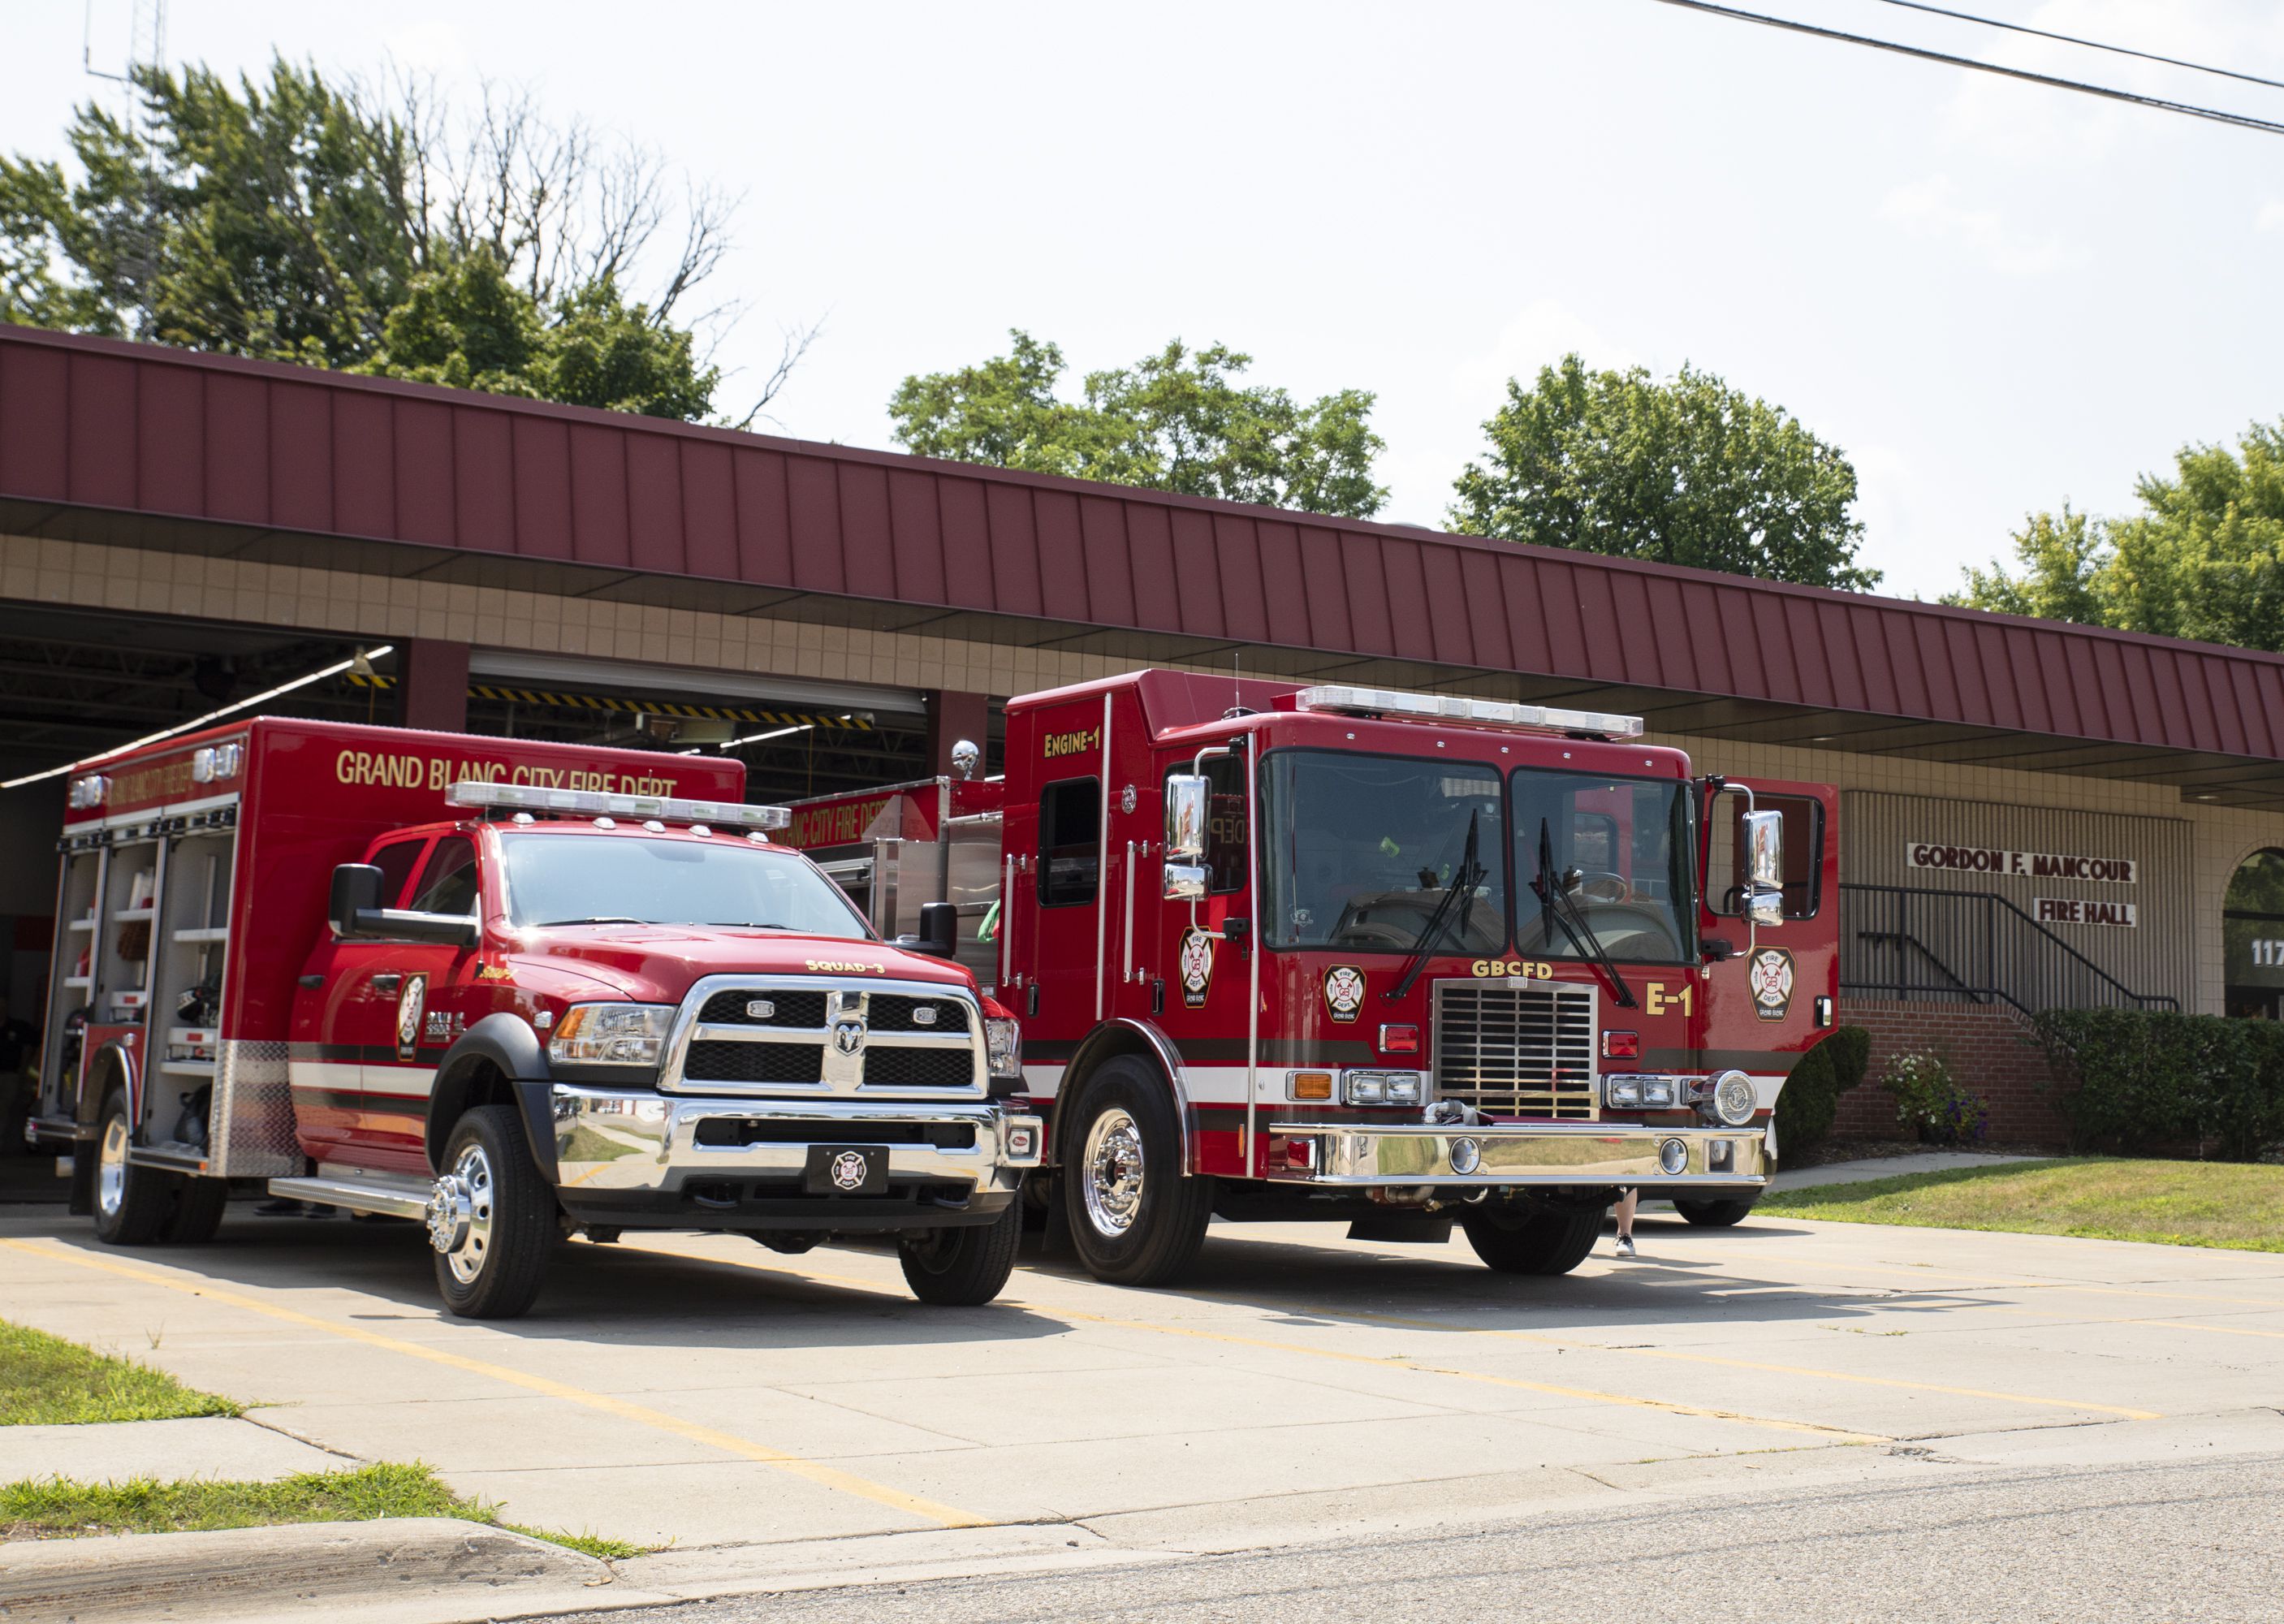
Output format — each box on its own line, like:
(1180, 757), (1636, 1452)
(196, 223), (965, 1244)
(1178, 927), (1215, 1009)
(395, 974), (427, 1060)
(1748, 948), (1795, 1022)
(1322, 965), (1366, 1023)
(832, 1017), (866, 1056)
(828, 1151), (869, 1190)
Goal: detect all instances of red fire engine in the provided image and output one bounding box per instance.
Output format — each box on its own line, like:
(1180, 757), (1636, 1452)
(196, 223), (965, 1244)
(792, 669), (1837, 1285)
(28, 719), (1041, 1317)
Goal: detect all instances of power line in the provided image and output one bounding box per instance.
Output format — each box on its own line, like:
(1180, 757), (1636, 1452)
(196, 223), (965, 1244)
(1647, 0), (2284, 137)
(1872, 1), (2284, 95)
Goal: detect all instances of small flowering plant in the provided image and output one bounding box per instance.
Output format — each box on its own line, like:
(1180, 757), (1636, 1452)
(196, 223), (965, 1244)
(1882, 1047), (1988, 1146)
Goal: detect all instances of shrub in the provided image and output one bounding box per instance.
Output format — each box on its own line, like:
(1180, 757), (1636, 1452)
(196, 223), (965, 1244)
(1883, 1047), (1988, 1146)
(1774, 1024), (1875, 1156)
(2034, 1008), (2284, 1161)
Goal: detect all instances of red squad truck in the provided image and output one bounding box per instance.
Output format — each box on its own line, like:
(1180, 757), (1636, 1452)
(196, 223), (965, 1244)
(26, 719), (1042, 1317)
(793, 670), (1837, 1286)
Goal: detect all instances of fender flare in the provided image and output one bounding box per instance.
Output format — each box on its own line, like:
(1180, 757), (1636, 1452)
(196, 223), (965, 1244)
(425, 1014), (559, 1183)
(78, 1040), (141, 1133)
(1057, 1018), (1196, 1175)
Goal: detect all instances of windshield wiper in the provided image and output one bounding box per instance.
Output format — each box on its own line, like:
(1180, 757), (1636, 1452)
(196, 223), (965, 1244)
(706, 922), (794, 930)
(1386, 810), (1482, 1004)
(1532, 818), (1639, 1009)
(536, 915), (648, 926)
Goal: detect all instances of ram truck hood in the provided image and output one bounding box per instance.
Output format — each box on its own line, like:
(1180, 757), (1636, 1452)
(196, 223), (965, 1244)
(512, 925), (971, 1005)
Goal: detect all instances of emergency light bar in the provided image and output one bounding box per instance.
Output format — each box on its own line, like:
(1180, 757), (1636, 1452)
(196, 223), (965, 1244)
(445, 780), (792, 831)
(1293, 685), (1644, 740)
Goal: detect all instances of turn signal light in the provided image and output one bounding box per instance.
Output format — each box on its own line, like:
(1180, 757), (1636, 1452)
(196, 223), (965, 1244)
(1378, 1023), (1420, 1054)
(1602, 1030), (1641, 1060)
(1289, 1070), (1334, 1101)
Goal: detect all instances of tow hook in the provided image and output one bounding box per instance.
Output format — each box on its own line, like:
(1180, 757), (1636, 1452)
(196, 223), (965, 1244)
(425, 1176), (473, 1254)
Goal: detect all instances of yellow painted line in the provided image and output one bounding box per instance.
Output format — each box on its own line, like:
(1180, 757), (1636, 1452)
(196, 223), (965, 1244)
(611, 1238), (1880, 1445)
(0, 1237), (987, 1529)
(2126, 1318), (2284, 1343)
(1688, 1249), (2284, 1311)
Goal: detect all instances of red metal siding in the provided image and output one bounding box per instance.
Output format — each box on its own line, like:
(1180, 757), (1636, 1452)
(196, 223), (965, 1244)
(11, 322), (2284, 770)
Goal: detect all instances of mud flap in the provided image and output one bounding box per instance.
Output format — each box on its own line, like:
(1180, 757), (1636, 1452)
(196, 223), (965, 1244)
(1347, 1212), (1457, 1245)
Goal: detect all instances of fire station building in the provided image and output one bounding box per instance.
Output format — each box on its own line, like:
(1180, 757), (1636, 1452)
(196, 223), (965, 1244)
(6, 324), (2284, 1137)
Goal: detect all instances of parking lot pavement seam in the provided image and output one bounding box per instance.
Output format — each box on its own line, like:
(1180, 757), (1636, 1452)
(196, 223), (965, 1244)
(617, 1240), (1886, 1446)
(1185, 1298), (2166, 1422)
(0, 1237), (994, 1531)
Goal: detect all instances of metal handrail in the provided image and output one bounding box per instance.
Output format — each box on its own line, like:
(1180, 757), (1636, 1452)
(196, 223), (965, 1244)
(1840, 882), (2178, 1015)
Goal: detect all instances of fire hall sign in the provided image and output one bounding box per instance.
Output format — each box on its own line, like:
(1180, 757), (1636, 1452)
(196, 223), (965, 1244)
(1906, 843), (2138, 885)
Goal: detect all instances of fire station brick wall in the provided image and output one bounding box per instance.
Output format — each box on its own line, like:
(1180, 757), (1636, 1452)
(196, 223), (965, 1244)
(1830, 997), (2071, 1147)
(13, 528), (2284, 1017)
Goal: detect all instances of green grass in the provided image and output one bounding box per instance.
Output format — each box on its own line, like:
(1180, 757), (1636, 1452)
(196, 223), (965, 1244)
(0, 1462), (644, 1557)
(0, 1320), (240, 1426)
(1764, 1156), (2284, 1252)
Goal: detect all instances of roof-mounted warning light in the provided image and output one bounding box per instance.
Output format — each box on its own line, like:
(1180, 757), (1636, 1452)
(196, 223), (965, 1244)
(1291, 685), (1644, 740)
(445, 780), (792, 831)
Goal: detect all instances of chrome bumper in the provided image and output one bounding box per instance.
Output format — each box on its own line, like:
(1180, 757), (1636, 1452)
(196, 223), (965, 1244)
(551, 1086), (1042, 1194)
(1264, 1121), (1769, 1189)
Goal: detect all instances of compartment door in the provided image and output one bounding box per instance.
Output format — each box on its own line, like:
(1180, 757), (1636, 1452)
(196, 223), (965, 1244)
(1699, 779), (1838, 1101)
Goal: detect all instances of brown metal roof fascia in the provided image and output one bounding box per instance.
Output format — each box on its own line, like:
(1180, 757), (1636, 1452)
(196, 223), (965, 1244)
(15, 322), (2284, 767)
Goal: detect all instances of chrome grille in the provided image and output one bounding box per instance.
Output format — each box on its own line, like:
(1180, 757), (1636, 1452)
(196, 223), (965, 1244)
(662, 974), (987, 1099)
(1431, 979), (1598, 1120)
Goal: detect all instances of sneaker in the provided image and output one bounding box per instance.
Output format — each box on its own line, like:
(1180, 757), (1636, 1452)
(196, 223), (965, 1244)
(1614, 1235), (1637, 1259)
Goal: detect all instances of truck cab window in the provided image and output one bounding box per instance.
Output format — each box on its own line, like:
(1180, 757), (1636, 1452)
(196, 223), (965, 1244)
(1513, 771), (1695, 964)
(1038, 778), (1100, 907)
(369, 837), (427, 908)
(1706, 790), (1821, 920)
(408, 836), (479, 917)
(1165, 758), (1249, 894)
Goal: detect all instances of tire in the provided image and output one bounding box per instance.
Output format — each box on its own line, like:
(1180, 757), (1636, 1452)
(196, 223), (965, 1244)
(90, 1088), (176, 1246)
(430, 1104), (555, 1320)
(1461, 1205), (1604, 1276)
(1674, 1196), (1759, 1229)
(1061, 1056), (1214, 1287)
(160, 1176), (231, 1244)
(899, 1201), (1021, 1306)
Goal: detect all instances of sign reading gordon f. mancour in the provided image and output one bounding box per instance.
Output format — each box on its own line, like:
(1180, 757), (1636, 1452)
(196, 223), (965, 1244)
(1906, 844), (2138, 884)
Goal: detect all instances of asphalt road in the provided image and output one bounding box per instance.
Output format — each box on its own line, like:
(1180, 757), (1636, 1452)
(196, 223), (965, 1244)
(540, 1452), (2284, 1624)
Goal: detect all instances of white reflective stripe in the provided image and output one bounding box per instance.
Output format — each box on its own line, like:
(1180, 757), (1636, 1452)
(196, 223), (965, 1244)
(287, 1060), (361, 1095)
(363, 1065), (439, 1099)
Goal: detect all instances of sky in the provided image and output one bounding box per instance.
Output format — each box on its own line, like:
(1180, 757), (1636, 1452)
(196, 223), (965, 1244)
(9, 0), (2284, 603)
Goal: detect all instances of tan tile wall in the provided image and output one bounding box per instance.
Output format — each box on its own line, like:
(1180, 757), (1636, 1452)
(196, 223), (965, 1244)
(13, 530), (2284, 1013)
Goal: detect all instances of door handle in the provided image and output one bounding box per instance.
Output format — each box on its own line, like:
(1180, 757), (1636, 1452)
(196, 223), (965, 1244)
(296, 974), (324, 989)
(370, 974), (402, 994)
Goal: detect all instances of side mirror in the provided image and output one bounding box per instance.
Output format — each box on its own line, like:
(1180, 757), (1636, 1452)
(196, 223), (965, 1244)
(1742, 809), (1785, 927)
(901, 901), (959, 959)
(1164, 774), (1207, 862)
(1163, 862), (1207, 902)
(330, 864), (383, 937)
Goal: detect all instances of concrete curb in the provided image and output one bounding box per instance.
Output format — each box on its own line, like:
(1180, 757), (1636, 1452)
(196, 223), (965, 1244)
(0, 1517), (643, 1624)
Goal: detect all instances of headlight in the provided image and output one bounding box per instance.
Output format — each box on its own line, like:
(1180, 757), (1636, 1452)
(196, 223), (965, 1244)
(549, 1003), (675, 1066)
(1712, 1069), (1759, 1127)
(1343, 1070), (1422, 1106)
(985, 1016), (1021, 1078)
(1603, 1075), (1680, 1109)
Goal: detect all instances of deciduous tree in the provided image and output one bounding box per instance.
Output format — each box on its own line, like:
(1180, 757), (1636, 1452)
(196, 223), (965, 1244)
(1449, 355), (1878, 590)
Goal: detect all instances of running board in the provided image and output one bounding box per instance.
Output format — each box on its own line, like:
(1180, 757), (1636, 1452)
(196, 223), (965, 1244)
(128, 1144), (214, 1177)
(266, 1173), (431, 1221)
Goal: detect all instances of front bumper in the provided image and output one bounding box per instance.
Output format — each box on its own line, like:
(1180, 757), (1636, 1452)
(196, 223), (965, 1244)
(550, 1085), (1042, 1229)
(1264, 1120), (1769, 1192)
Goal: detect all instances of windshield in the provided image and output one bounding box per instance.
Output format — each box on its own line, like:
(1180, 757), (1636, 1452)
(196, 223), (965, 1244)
(500, 835), (870, 938)
(1260, 752), (1507, 954)
(1513, 771), (1694, 964)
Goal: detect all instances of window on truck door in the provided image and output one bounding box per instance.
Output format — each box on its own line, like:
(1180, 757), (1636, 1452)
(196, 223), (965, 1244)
(1038, 778), (1100, 907)
(408, 835), (479, 917)
(367, 836), (428, 908)
(1706, 789), (1822, 920)
(1163, 757), (1247, 894)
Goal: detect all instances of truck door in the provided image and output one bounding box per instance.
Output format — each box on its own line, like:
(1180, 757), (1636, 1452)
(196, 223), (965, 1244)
(1030, 772), (1105, 1042)
(291, 834), (430, 1167)
(1699, 778), (1838, 1118)
(348, 833), (484, 1172)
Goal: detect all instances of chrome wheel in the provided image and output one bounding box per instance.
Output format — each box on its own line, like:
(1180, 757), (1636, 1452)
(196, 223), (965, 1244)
(97, 1114), (129, 1220)
(436, 1143), (495, 1285)
(1080, 1106), (1146, 1238)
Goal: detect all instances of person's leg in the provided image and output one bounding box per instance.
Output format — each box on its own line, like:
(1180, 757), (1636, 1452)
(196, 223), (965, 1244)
(1614, 1188), (1639, 1257)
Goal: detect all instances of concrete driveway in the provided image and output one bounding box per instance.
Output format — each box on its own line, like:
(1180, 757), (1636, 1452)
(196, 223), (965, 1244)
(3, 1199), (2282, 1579)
